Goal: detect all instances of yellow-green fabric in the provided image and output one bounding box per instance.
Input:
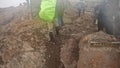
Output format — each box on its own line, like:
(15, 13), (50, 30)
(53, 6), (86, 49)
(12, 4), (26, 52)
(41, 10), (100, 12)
(39, 0), (57, 22)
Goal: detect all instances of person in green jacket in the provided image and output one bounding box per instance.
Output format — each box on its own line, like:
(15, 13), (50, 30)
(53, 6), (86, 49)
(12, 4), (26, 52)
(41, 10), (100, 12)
(39, 0), (64, 42)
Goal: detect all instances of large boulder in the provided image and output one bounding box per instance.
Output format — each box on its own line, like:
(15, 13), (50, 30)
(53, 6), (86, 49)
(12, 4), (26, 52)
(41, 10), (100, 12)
(77, 31), (120, 68)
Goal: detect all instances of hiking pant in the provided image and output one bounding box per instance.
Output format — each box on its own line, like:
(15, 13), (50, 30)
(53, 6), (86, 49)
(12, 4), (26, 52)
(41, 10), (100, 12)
(78, 9), (81, 16)
(48, 21), (57, 32)
(57, 16), (64, 26)
(98, 18), (104, 31)
(47, 16), (63, 36)
(104, 20), (114, 35)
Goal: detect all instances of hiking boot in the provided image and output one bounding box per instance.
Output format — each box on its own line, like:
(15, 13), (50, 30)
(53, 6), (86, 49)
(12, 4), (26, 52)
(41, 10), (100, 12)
(49, 32), (55, 42)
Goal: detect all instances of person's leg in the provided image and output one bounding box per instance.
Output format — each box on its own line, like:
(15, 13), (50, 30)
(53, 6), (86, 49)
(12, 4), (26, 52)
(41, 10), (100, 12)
(48, 22), (55, 42)
(93, 15), (96, 24)
(58, 16), (64, 26)
(58, 16), (61, 26)
(55, 16), (64, 35)
(98, 22), (101, 31)
(78, 9), (81, 17)
(98, 19), (104, 31)
(105, 22), (114, 35)
(60, 16), (64, 26)
(83, 8), (85, 14)
(56, 16), (61, 35)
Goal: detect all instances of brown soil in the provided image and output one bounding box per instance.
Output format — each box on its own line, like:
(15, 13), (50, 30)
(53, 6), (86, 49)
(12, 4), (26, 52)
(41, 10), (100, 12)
(0, 3), (119, 68)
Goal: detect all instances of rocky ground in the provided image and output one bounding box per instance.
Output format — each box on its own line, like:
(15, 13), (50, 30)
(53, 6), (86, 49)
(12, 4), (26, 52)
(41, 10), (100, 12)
(0, 4), (119, 68)
(77, 31), (120, 68)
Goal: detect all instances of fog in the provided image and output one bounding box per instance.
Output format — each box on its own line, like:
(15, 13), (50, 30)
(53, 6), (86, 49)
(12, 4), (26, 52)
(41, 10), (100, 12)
(0, 0), (26, 8)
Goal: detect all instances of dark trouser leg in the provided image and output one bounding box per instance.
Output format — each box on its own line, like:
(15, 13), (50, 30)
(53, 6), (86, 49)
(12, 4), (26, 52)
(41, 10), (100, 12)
(98, 19), (104, 31)
(58, 16), (64, 26)
(105, 22), (113, 35)
(78, 10), (81, 17)
(93, 17), (97, 24)
(83, 9), (85, 14)
(56, 16), (64, 35)
(49, 32), (55, 42)
(48, 22), (55, 42)
(61, 16), (64, 26)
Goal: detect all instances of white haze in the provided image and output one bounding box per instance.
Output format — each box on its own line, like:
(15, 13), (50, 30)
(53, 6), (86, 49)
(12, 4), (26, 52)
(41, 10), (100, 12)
(0, 0), (26, 8)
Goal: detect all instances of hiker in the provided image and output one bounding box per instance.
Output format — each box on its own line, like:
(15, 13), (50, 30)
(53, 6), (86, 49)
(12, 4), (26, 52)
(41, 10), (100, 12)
(76, 1), (86, 16)
(98, 0), (117, 35)
(39, 0), (64, 42)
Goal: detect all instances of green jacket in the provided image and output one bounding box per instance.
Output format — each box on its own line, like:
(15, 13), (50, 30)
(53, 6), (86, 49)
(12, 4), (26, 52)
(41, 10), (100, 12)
(39, 0), (57, 22)
(39, 0), (64, 22)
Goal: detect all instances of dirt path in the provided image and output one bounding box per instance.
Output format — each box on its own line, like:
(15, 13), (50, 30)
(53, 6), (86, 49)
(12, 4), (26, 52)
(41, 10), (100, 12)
(0, 5), (98, 68)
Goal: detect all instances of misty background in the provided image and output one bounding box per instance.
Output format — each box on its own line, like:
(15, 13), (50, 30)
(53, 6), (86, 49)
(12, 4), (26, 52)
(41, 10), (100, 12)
(0, 0), (26, 8)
